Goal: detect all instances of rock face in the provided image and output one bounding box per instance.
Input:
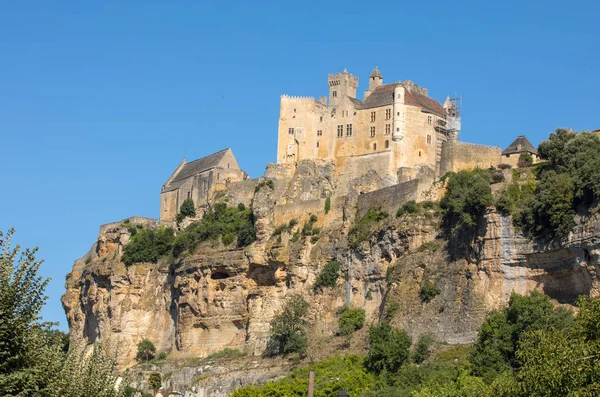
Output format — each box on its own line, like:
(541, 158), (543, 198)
(62, 162), (600, 395)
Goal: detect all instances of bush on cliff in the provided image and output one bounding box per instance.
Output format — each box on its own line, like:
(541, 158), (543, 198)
(313, 260), (341, 291)
(122, 227), (175, 266)
(365, 323), (412, 375)
(176, 198), (196, 224)
(267, 295), (310, 356)
(348, 209), (389, 249)
(338, 307), (366, 336)
(136, 338), (156, 362)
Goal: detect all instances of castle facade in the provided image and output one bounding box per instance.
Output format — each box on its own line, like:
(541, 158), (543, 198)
(276, 67), (464, 182)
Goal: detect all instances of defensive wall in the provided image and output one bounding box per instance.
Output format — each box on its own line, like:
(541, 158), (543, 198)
(440, 142), (502, 175)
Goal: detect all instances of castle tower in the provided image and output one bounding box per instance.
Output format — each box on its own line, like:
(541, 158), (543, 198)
(392, 85), (406, 142)
(328, 69), (358, 108)
(364, 66), (383, 100)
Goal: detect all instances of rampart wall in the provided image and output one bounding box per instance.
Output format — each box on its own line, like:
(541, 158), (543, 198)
(356, 179), (420, 218)
(440, 142), (502, 175)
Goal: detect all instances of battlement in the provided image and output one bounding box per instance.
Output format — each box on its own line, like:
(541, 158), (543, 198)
(280, 94), (316, 102)
(402, 80), (428, 97)
(328, 70), (359, 88)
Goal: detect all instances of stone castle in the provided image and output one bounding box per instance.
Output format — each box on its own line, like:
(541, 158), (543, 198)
(160, 67), (535, 224)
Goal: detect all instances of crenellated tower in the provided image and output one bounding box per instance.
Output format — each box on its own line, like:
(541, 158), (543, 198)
(328, 69), (358, 108)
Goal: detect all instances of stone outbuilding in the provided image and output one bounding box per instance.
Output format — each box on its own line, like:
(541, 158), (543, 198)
(501, 135), (539, 167)
(160, 148), (247, 223)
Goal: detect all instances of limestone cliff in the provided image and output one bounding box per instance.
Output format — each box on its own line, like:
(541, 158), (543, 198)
(62, 161), (600, 396)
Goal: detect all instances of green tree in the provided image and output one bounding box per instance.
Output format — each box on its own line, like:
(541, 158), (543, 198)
(413, 334), (435, 364)
(268, 295), (310, 355)
(176, 198), (196, 224)
(147, 372), (162, 396)
(136, 338), (156, 362)
(314, 261), (341, 291)
(365, 323), (412, 374)
(122, 227), (175, 266)
(338, 307), (366, 336)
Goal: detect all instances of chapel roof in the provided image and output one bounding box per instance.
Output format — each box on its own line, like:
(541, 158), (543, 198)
(163, 148), (230, 191)
(360, 83), (446, 116)
(502, 136), (538, 156)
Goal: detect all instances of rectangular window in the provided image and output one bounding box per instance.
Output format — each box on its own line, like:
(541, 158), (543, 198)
(385, 109), (391, 120)
(317, 130), (323, 137)
(373, 143), (377, 150)
(320, 116), (323, 122)
(337, 125), (343, 137)
(346, 124), (353, 136)
(332, 91), (337, 97)
(428, 116), (432, 125)
(370, 126), (376, 137)
(427, 135), (432, 144)
(385, 140), (390, 148)
(317, 142), (320, 148)
(288, 128), (294, 135)
(370, 111), (376, 122)
(385, 124), (391, 135)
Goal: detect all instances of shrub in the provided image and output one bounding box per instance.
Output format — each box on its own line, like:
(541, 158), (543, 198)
(314, 261), (341, 291)
(498, 163), (512, 170)
(396, 200), (418, 217)
(420, 281), (441, 303)
(365, 323), (412, 374)
(310, 236), (319, 244)
(348, 209), (389, 248)
(122, 227), (175, 266)
(491, 171), (504, 183)
(148, 372), (162, 395)
(412, 334), (435, 364)
(221, 233), (234, 246)
(517, 152), (533, 168)
(339, 307), (366, 336)
(136, 339), (156, 362)
(421, 201), (437, 210)
(268, 295), (310, 355)
(288, 218), (298, 228)
(255, 179), (275, 193)
(177, 198), (196, 224)
(157, 351), (168, 360)
(324, 196), (331, 214)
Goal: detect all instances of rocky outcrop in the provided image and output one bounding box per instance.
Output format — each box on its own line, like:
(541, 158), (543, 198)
(62, 162), (600, 395)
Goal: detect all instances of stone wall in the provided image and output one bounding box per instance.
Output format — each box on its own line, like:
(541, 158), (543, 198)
(225, 179), (259, 207)
(356, 179), (420, 218)
(440, 142), (502, 175)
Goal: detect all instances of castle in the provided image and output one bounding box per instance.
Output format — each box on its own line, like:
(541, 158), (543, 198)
(160, 67), (533, 223)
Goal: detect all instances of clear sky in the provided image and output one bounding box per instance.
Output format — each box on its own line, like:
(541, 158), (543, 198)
(1, 0), (598, 330)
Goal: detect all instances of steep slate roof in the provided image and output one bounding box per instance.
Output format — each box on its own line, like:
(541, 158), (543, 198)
(369, 66), (382, 79)
(360, 83), (446, 116)
(502, 136), (538, 155)
(163, 148), (229, 191)
(347, 96), (363, 107)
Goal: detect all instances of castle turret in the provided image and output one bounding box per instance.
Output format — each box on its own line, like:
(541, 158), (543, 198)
(364, 66), (383, 100)
(328, 69), (358, 108)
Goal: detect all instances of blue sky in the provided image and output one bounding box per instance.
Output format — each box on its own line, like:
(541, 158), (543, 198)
(1, 1), (598, 330)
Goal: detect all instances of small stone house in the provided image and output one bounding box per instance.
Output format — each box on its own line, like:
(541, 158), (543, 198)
(160, 148), (247, 223)
(501, 135), (539, 168)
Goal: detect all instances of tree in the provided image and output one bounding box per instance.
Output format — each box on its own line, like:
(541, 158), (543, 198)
(122, 227), (175, 266)
(136, 338), (156, 362)
(517, 152), (533, 168)
(413, 334), (435, 364)
(176, 198), (196, 224)
(339, 307), (366, 336)
(148, 372), (162, 396)
(365, 323), (412, 374)
(268, 295), (310, 355)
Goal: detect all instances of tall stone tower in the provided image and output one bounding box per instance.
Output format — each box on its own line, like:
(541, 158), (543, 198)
(328, 69), (358, 108)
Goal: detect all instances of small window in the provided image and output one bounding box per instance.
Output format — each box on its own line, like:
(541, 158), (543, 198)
(289, 128), (294, 135)
(373, 143), (377, 151)
(217, 173), (220, 180)
(320, 116), (323, 122)
(187, 191), (191, 199)
(396, 127), (400, 132)
(293, 108), (296, 113)
(317, 130), (323, 137)
(385, 109), (391, 120)
(346, 124), (353, 136)
(428, 116), (432, 125)
(332, 91), (337, 97)
(317, 142), (320, 148)
(385, 140), (389, 148)
(418, 151), (421, 157)
(337, 125), (343, 137)
(427, 135), (432, 145)
(385, 124), (391, 135)
(227, 163), (230, 168)
(370, 126), (376, 137)
(370, 111), (376, 122)
(397, 112), (400, 116)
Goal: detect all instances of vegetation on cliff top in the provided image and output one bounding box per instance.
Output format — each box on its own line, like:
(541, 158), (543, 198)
(348, 209), (389, 248)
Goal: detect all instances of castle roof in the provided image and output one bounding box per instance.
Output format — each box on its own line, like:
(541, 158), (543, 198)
(369, 66), (382, 79)
(347, 96), (363, 107)
(502, 136), (538, 156)
(360, 83), (446, 116)
(163, 148), (231, 191)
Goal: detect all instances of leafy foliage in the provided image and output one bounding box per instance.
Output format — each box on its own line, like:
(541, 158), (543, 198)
(324, 196), (331, 214)
(420, 281), (441, 303)
(314, 261), (341, 291)
(254, 179), (275, 193)
(231, 356), (376, 397)
(338, 307), (365, 336)
(413, 334), (435, 364)
(147, 372), (162, 394)
(176, 198), (196, 224)
(365, 323), (412, 374)
(136, 338), (156, 362)
(268, 295), (310, 356)
(440, 169), (493, 258)
(121, 227), (175, 266)
(396, 200), (419, 217)
(0, 229), (126, 396)
(348, 209), (389, 248)
(470, 290), (575, 383)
